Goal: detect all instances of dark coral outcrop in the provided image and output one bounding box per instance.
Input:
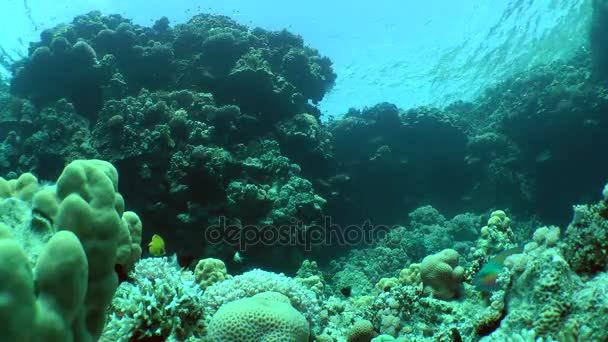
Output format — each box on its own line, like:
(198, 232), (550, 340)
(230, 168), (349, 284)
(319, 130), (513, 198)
(10, 11), (336, 126)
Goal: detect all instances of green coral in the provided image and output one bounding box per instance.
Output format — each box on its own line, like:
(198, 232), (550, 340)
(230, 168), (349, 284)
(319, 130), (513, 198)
(102, 256), (204, 340)
(0, 159), (142, 341)
(561, 197), (608, 275)
(207, 292), (310, 342)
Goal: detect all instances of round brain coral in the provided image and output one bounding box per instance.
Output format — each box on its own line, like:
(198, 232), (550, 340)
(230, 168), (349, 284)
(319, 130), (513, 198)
(201, 268), (321, 326)
(348, 319), (376, 342)
(207, 291), (310, 342)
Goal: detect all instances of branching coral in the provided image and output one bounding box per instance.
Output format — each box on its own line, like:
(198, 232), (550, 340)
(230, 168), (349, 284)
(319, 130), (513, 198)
(102, 256), (204, 341)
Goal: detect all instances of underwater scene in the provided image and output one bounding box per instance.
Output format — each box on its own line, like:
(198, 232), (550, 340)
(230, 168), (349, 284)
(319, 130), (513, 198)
(0, 0), (607, 341)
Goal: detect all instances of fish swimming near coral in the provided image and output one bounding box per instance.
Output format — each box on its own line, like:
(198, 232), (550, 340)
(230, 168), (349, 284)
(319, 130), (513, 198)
(177, 253), (197, 268)
(473, 245), (523, 291)
(233, 251), (244, 263)
(148, 234), (166, 256)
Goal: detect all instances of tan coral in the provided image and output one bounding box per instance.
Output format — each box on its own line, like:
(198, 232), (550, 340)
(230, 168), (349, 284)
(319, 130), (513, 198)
(32, 185), (60, 220)
(14, 173), (39, 202)
(398, 263), (421, 286)
(207, 291), (310, 342)
(116, 211), (143, 272)
(0, 230), (89, 341)
(0, 177), (13, 198)
(420, 249), (465, 300)
(348, 319), (376, 342)
(0, 159), (144, 341)
(375, 277), (400, 293)
(297, 275), (324, 296)
(194, 257), (231, 289)
(486, 210), (510, 230)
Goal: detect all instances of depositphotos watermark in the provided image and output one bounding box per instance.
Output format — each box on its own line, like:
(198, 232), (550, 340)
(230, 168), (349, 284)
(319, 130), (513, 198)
(203, 216), (392, 251)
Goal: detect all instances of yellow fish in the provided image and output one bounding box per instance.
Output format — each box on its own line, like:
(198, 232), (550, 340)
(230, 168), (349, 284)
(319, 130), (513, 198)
(148, 234), (166, 256)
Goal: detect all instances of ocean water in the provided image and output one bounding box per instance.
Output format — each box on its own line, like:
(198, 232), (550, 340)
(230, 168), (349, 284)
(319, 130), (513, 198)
(0, 0), (593, 116)
(0, 1), (608, 341)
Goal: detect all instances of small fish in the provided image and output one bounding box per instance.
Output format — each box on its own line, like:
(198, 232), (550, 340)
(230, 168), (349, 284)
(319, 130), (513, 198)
(535, 150), (552, 163)
(177, 253), (197, 269)
(340, 286), (352, 298)
(473, 246), (523, 291)
(114, 264), (131, 284)
(148, 234), (166, 257)
(233, 251), (244, 263)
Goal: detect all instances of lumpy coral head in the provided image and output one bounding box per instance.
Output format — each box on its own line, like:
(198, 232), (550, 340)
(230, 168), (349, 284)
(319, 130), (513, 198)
(420, 248), (465, 300)
(207, 291), (310, 342)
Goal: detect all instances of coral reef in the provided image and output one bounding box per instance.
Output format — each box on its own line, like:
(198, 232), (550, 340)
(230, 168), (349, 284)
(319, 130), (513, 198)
(207, 292), (310, 342)
(420, 249), (465, 300)
(202, 268), (322, 328)
(0, 159), (142, 341)
(1, 8), (608, 342)
(102, 256), (204, 340)
(10, 11), (335, 123)
(194, 257), (231, 289)
(591, 0), (608, 79)
(561, 196), (608, 275)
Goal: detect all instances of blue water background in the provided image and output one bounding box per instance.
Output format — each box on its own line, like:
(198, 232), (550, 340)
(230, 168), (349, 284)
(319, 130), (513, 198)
(0, 0), (592, 117)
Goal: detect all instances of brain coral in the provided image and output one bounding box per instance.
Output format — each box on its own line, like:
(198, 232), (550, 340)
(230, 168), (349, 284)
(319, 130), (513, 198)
(347, 319), (376, 342)
(207, 291), (310, 342)
(202, 268), (321, 326)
